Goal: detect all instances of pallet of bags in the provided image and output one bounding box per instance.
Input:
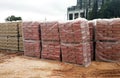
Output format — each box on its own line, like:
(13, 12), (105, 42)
(0, 31), (7, 37)
(0, 37), (7, 49)
(41, 22), (61, 61)
(6, 23), (18, 37)
(59, 18), (91, 67)
(7, 37), (18, 51)
(0, 23), (7, 37)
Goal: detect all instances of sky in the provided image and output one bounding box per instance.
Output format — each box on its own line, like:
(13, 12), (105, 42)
(0, 0), (76, 22)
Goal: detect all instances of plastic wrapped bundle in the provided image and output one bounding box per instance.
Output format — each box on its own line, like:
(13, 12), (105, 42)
(41, 41), (60, 61)
(61, 42), (91, 66)
(59, 20), (90, 43)
(41, 22), (61, 61)
(95, 18), (120, 62)
(59, 18), (91, 67)
(22, 22), (41, 58)
(96, 41), (120, 62)
(95, 18), (120, 41)
(24, 40), (41, 58)
(22, 22), (40, 40)
(41, 22), (59, 41)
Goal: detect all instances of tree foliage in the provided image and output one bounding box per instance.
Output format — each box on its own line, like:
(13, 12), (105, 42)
(88, 0), (98, 20)
(89, 0), (120, 20)
(5, 15), (22, 22)
(98, 0), (120, 18)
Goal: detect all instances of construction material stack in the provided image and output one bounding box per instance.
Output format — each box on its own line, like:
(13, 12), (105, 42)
(22, 22), (41, 58)
(59, 19), (91, 67)
(0, 22), (22, 51)
(0, 23), (7, 49)
(95, 18), (120, 62)
(41, 22), (61, 61)
(6, 23), (18, 51)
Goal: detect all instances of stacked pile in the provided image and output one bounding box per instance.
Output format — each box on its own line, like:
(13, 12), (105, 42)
(96, 18), (120, 62)
(7, 23), (18, 37)
(88, 21), (95, 60)
(7, 37), (18, 51)
(41, 22), (61, 61)
(0, 23), (7, 49)
(0, 23), (7, 37)
(22, 22), (41, 58)
(6, 23), (18, 51)
(0, 23), (21, 51)
(59, 19), (91, 66)
(0, 37), (7, 49)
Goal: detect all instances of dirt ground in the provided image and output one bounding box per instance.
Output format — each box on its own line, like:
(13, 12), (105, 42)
(0, 51), (120, 78)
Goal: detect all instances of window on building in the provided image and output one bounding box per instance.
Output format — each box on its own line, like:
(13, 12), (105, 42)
(74, 13), (79, 19)
(80, 12), (85, 18)
(69, 14), (73, 20)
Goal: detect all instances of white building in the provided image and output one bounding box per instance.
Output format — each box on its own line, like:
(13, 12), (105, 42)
(67, 0), (103, 20)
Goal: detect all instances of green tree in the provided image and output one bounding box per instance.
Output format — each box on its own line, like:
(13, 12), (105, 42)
(15, 17), (22, 21)
(102, 0), (104, 5)
(98, 0), (120, 18)
(5, 16), (11, 21)
(5, 15), (22, 22)
(88, 0), (98, 20)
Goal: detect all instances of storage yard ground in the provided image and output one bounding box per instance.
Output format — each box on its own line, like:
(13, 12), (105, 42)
(0, 51), (120, 78)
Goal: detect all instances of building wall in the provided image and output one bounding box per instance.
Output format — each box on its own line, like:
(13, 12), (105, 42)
(67, 0), (104, 20)
(67, 10), (84, 20)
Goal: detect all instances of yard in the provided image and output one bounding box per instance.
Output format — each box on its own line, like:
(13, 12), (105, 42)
(0, 50), (120, 78)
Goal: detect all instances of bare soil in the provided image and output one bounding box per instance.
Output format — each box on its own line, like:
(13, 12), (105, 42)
(0, 50), (120, 78)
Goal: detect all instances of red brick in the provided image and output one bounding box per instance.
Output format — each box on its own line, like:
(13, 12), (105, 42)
(22, 22), (40, 40)
(59, 20), (90, 43)
(41, 41), (60, 61)
(41, 22), (61, 61)
(40, 22), (59, 41)
(96, 19), (120, 41)
(61, 40), (91, 65)
(24, 40), (41, 58)
(96, 41), (120, 62)
(59, 19), (91, 66)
